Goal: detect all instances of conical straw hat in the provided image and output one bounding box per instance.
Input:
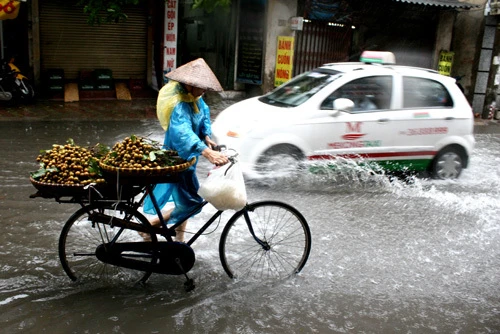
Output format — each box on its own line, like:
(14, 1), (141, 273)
(165, 58), (223, 92)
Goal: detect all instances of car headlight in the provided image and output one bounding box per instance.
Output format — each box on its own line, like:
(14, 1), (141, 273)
(216, 121), (258, 139)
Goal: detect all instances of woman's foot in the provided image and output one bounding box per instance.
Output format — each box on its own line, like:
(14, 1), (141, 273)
(139, 220), (162, 242)
(175, 221), (187, 243)
(139, 231), (152, 242)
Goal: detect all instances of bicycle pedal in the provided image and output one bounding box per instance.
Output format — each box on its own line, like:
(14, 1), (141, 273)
(184, 279), (195, 292)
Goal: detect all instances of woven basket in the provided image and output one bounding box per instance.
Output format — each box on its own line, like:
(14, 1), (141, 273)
(98, 157), (195, 184)
(30, 177), (91, 198)
(29, 177), (143, 200)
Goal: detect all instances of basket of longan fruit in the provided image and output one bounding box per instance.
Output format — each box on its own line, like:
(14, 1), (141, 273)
(29, 139), (110, 198)
(98, 135), (195, 184)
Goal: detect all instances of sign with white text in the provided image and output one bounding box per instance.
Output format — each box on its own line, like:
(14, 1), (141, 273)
(163, 0), (178, 85)
(236, 0), (265, 85)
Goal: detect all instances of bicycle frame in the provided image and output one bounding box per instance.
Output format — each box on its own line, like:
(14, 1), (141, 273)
(144, 184), (271, 248)
(84, 183), (268, 252)
(50, 178), (265, 251)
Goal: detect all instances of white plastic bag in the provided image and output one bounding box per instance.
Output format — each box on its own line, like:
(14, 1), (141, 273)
(198, 161), (247, 211)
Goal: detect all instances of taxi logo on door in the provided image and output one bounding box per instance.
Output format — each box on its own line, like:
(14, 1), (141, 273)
(342, 122), (365, 140)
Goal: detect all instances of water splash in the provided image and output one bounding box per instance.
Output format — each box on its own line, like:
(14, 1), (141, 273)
(0, 294), (29, 306)
(247, 157), (421, 195)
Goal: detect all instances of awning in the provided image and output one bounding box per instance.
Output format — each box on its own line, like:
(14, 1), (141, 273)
(393, 0), (482, 9)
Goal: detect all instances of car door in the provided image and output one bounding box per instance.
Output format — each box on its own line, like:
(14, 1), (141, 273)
(378, 75), (459, 170)
(307, 75), (396, 163)
(397, 75), (456, 147)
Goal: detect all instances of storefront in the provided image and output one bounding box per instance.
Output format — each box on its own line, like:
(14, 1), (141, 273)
(27, 0), (239, 96)
(350, 0), (438, 69)
(37, 0), (149, 89)
(174, 1), (238, 90)
(295, 0), (438, 71)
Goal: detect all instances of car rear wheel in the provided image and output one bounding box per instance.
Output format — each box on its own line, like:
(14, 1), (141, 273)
(431, 147), (464, 179)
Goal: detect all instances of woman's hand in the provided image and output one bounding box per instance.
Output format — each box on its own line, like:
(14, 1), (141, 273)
(205, 135), (217, 149)
(202, 147), (229, 166)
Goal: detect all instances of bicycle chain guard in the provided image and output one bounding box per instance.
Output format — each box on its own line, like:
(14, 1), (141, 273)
(95, 241), (196, 275)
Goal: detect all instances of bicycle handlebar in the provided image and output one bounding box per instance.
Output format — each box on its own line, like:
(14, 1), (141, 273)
(212, 144), (226, 152)
(213, 145), (239, 164)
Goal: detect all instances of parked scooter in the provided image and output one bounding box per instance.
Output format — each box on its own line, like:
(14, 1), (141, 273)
(0, 58), (34, 104)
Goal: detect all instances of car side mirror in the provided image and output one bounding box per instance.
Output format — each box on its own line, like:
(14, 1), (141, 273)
(333, 98), (354, 114)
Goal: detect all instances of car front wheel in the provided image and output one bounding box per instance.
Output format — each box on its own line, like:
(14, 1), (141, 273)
(431, 147), (464, 179)
(255, 145), (304, 178)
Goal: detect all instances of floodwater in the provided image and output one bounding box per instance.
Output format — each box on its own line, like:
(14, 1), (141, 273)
(0, 119), (499, 333)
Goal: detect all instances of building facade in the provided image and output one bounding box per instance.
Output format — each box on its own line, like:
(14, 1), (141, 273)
(2, 0), (495, 117)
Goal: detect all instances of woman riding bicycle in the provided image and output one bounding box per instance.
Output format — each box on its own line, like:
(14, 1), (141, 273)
(143, 58), (229, 241)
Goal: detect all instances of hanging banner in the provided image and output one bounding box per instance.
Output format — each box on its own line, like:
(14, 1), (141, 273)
(438, 51), (454, 76)
(274, 36), (294, 87)
(0, 0), (20, 20)
(163, 0), (178, 85)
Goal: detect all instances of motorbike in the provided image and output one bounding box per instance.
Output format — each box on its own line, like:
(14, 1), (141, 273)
(0, 58), (35, 104)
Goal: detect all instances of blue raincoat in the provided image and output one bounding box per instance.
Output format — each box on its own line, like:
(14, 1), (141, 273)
(143, 84), (212, 225)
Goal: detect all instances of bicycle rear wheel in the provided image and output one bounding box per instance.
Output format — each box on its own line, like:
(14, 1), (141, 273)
(219, 201), (311, 281)
(59, 203), (158, 284)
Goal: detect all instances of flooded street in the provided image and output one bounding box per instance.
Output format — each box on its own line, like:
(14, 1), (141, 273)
(1, 119), (499, 333)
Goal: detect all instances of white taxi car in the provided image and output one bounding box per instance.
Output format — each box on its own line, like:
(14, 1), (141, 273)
(212, 52), (475, 179)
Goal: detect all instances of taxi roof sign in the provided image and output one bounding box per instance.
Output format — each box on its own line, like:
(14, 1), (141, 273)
(360, 51), (396, 65)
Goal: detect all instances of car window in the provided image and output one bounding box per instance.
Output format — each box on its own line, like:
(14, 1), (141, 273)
(403, 77), (453, 108)
(260, 69), (341, 107)
(320, 76), (393, 112)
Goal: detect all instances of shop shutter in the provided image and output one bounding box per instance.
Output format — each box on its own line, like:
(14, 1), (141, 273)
(39, 1), (147, 80)
(294, 21), (352, 76)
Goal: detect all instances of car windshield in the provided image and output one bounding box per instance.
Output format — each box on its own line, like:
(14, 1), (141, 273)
(259, 69), (341, 107)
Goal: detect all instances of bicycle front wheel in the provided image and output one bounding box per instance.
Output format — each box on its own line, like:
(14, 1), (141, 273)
(59, 203), (158, 284)
(219, 201), (311, 281)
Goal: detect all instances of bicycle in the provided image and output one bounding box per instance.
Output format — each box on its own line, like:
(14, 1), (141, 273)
(32, 150), (312, 291)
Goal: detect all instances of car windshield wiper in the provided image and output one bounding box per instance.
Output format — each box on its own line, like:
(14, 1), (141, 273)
(258, 96), (294, 107)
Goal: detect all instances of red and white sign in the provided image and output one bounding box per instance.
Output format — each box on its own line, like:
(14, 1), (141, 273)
(163, 0), (178, 84)
(0, 0), (20, 20)
(290, 16), (303, 31)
